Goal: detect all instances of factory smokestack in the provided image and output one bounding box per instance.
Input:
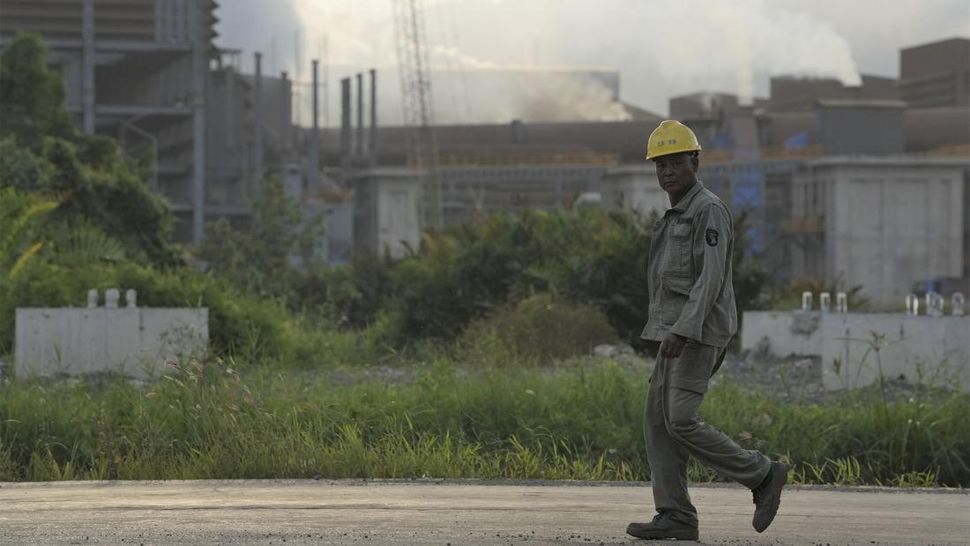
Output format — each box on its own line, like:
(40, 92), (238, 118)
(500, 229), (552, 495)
(253, 52), (263, 185)
(340, 77), (351, 172)
(312, 62), (319, 133)
(280, 71), (290, 161)
(309, 60), (320, 186)
(356, 72), (364, 160)
(370, 68), (377, 167)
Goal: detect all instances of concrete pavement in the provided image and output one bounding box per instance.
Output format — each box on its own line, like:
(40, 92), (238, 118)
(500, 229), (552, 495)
(0, 480), (966, 545)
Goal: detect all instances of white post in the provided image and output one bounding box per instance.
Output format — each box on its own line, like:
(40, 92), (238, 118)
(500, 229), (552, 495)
(105, 289), (120, 309)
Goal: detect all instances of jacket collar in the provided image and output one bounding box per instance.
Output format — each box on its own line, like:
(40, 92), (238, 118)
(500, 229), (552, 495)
(668, 180), (705, 213)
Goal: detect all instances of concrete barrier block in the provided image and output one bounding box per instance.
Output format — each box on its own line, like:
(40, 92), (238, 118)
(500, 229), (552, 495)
(740, 311), (822, 357)
(15, 307), (208, 381)
(743, 311), (970, 392)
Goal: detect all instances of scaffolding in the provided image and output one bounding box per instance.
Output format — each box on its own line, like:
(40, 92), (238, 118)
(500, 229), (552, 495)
(0, 0), (219, 242)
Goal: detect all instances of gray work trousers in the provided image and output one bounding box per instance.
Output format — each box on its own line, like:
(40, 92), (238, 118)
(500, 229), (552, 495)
(645, 341), (770, 525)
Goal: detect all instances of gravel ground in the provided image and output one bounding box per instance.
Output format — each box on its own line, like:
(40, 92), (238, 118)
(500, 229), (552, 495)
(4, 343), (961, 407)
(0, 480), (967, 545)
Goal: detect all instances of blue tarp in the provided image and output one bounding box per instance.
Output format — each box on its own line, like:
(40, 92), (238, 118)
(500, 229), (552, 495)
(784, 131), (810, 150)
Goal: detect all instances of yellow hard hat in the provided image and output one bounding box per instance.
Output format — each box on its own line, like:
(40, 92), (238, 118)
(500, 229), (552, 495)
(646, 119), (702, 160)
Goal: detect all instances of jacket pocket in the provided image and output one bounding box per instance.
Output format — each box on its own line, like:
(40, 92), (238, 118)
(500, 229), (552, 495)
(662, 273), (694, 295)
(660, 274), (693, 325)
(667, 222), (693, 275)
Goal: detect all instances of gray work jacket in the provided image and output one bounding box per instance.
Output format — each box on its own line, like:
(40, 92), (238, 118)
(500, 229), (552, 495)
(640, 181), (737, 348)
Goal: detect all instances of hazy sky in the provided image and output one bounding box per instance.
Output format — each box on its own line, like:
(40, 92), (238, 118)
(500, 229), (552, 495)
(216, 0), (970, 121)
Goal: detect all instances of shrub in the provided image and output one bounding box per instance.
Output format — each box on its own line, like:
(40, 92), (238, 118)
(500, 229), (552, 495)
(457, 293), (618, 366)
(197, 176), (325, 301)
(292, 253), (399, 328)
(383, 208), (655, 345)
(290, 205), (771, 350)
(0, 257), (337, 367)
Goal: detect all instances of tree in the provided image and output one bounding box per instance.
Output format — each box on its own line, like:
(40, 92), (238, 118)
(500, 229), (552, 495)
(0, 33), (74, 148)
(197, 175), (325, 299)
(0, 33), (178, 266)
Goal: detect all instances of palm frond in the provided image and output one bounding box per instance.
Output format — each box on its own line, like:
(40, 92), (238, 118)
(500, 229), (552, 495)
(0, 187), (59, 270)
(8, 241), (43, 279)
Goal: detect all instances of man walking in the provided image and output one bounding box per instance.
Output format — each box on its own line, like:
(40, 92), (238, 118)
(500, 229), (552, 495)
(627, 120), (787, 541)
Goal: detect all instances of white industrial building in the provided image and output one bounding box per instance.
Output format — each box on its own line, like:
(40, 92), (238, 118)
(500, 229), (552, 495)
(790, 157), (968, 304)
(599, 164), (668, 217)
(350, 168), (422, 259)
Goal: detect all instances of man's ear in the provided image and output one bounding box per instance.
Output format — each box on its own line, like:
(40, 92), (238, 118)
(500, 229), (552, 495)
(690, 153), (700, 173)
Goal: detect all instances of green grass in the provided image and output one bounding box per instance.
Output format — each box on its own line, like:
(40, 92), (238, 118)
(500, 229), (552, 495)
(0, 357), (967, 486)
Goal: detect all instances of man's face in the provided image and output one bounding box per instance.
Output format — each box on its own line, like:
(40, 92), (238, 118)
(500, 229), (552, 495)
(653, 152), (698, 202)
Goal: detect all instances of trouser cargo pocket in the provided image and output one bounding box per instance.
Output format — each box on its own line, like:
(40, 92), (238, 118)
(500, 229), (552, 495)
(668, 342), (717, 394)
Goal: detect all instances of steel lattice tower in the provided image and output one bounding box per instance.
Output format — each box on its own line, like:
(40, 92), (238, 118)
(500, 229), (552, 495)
(392, 0), (442, 229)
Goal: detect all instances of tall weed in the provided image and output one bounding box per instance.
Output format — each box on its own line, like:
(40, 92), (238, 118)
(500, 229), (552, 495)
(1, 359), (966, 486)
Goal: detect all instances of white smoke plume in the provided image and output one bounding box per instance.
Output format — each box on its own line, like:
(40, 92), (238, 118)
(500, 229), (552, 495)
(215, 0), (968, 123)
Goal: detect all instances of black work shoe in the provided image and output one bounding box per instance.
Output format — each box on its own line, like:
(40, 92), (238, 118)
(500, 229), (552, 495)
(752, 461), (788, 533)
(626, 513), (699, 540)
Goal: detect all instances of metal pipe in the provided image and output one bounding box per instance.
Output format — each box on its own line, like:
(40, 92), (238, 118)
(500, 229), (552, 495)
(281, 70), (290, 161)
(322, 34), (329, 129)
(225, 63), (234, 150)
(191, 0), (207, 244)
(253, 52), (263, 186)
(340, 77), (351, 170)
(312, 63), (319, 134)
(154, 0), (163, 42)
(356, 72), (364, 158)
(369, 68), (377, 167)
(309, 60), (319, 186)
(81, 0), (95, 134)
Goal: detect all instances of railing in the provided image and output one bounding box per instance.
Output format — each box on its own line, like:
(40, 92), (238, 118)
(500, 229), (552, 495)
(438, 150), (619, 167)
(700, 145), (822, 164)
(784, 216), (825, 233)
(927, 143), (970, 157)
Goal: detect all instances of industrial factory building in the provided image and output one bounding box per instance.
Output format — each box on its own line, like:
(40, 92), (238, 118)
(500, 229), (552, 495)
(898, 37), (970, 108)
(0, 0), (298, 243)
(0, 0), (215, 241)
(790, 157), (967, 304)
(1, 2), (968, 304)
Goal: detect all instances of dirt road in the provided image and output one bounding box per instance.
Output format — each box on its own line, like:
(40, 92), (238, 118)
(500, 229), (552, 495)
(0, 480), (966, 544)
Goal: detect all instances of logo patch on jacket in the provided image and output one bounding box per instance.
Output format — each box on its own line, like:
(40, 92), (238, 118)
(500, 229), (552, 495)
(705, 228), (719, 247)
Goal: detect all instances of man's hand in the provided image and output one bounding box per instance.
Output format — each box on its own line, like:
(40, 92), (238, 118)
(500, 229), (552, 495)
(659, 333), (688, 359)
